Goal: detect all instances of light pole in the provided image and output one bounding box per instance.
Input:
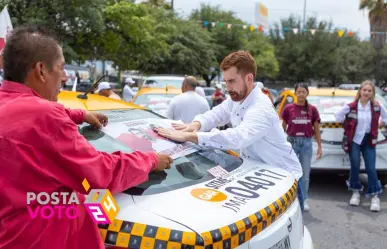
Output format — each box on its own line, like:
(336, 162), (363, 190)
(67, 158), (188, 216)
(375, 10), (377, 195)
(171, 0), (174, 10)
(302, 0), (307, 30)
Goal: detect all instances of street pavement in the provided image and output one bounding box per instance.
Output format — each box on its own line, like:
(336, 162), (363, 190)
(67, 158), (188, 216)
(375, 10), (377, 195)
(305, 173), (387, 249)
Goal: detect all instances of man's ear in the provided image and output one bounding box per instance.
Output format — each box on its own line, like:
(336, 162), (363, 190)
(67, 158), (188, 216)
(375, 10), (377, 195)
(246, 73), (254, 84)
(34, 62), (46, 82)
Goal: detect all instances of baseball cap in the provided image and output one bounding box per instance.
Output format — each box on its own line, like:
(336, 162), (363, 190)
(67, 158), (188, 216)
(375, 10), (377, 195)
(125, 77), (135, 84)
(96, 82), (112, 93)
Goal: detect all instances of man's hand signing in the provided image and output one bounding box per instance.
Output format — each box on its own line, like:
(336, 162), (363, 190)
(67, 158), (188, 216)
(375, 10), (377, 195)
(84, 112), (108, 129)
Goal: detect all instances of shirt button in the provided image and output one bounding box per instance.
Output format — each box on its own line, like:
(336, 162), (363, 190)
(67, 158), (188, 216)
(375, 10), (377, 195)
(237, 114), (239, 116)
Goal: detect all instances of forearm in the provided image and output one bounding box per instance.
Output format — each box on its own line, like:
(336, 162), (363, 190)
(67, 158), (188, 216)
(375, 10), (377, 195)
(314, 125), (322, 148)
(51, 122), (158, 195)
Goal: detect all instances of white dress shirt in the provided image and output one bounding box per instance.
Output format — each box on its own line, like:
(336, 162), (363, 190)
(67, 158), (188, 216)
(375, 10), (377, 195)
(167, 91), (210, 124)
(123, 85), (137, 102)
(195, 86), (206, 98)
(335, 100), (387, 145)
(193, 86), (303, 180)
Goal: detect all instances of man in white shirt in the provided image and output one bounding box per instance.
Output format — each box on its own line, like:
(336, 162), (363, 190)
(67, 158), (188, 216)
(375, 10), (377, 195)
(123, 77), (137, 102)
(167, 76), (210, 123)
(195, 81), (206, 98)
(156, 51), (304, 209)
(96, 82), (121, 100)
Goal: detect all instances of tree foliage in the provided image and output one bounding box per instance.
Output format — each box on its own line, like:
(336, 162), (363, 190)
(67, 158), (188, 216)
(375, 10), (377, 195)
(0, 0), (105, 63)
(1, 1), (385, 85)
(100, 1), (167, 70)
(269, 16), (377, 85)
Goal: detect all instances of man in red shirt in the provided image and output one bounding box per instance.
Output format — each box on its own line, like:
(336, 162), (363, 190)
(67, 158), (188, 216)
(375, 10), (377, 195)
(212, 84), (226, 107)
(0, 26), (173, 248)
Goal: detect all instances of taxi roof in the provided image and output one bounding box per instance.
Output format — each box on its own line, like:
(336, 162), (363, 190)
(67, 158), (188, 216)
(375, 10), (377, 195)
(58, 91), (143, 111)
(283, 88), (357, 97)
(136, 87), (182, 95)
(309, 88), (357, 97)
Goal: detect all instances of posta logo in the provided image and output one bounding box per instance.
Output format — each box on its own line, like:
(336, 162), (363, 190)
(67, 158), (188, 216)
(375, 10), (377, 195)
(82, 178), (120, 224)
(191, 188), (228, 202)
(26, 178), (119, 225)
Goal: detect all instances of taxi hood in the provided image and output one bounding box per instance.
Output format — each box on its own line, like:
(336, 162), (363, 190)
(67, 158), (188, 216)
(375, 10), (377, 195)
(131, 160), (297, 235)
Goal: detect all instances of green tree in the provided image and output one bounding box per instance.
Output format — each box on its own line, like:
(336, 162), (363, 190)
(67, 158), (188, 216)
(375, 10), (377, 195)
(190, 4), (247, 64)
(269, 16), (374, 85)
(100, 1), (168, 70)
(0, 0), (105, 63)
(143, 0), (172, 10)
(244, 32), (279, 79)
(359, 0), (387, 85)
(138, 19), (217, 77)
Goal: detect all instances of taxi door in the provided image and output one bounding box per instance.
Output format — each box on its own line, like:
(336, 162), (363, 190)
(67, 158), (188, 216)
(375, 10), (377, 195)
(274, 90), (298, 117)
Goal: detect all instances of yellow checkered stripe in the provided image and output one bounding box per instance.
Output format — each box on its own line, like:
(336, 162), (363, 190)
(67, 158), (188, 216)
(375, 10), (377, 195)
(320, 122), (387, 129)
(98, 181), (298, 249)
(320, 122), (342, 128)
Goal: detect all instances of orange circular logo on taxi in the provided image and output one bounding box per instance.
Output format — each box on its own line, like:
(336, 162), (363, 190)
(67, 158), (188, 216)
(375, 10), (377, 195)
(191, 188), (227, 202)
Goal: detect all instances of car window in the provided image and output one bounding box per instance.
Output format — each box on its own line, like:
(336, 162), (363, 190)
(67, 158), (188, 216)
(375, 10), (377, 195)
(78, 109), (243, 195)
(133, 94), (177, 108)
(143, 79), (183, 88)
(308, 95), (387, 115)
(204, 88), (215, 96)
(307, 96), (353, 114)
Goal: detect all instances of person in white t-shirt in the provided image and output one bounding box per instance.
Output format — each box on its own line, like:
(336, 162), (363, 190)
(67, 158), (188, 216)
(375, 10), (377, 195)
(195, 81), (205, 98)
(123, 77), (137, 102)
(167, 76), (210, 123)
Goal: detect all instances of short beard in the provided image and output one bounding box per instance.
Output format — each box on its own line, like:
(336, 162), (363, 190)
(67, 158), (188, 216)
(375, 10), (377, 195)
(228, 80), (248, 102)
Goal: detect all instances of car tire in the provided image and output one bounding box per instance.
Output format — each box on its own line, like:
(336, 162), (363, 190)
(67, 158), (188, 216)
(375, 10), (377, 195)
(380, 174), (387, 186)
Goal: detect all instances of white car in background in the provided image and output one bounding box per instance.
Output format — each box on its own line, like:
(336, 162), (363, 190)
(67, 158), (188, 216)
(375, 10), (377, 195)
(141, 75), (185, 89)
(278, 88), (387, 182)
(75, 107), (313, 249)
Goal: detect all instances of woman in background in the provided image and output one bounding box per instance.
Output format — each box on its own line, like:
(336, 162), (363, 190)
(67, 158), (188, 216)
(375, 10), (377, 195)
(282, 83), (323, 212)
(335, 80), (387, 212)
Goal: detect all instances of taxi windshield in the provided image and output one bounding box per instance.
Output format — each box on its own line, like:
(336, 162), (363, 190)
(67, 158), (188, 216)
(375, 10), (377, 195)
(133, 94), (177, 108)
(307, 94), (387, 115)
(143, 79), (183, 88)
(78, 109), (243, 195)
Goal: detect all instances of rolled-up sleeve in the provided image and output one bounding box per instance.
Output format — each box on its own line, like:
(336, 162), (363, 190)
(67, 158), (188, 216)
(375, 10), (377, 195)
(196, 104), (274, 150)
(335, 105), (350, 122)
(65, 108), (86, 125)
(193, 98), (233, 132)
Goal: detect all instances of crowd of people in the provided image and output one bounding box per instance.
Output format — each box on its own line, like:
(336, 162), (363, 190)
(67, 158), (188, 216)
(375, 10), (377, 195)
(1, 25), (387, 248)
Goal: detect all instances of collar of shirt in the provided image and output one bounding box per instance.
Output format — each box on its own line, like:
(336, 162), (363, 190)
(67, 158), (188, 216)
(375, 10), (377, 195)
(237, 85), (262, 110)
(0, 80), (42, 98)
(357, 100), (371, 110)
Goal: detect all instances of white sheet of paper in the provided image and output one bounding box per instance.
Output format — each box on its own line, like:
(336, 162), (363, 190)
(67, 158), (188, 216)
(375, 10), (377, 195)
(207, 165), (229, 178)
(101, 118), (197, 159)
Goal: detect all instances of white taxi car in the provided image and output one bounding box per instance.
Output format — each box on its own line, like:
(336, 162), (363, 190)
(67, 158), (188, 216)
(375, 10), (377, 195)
(59, 91), (314, 249)
(276, 88), (387, 183)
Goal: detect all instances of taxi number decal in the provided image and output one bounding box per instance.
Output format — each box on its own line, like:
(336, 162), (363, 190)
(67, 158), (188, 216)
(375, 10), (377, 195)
(222, 169), (287, 213)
